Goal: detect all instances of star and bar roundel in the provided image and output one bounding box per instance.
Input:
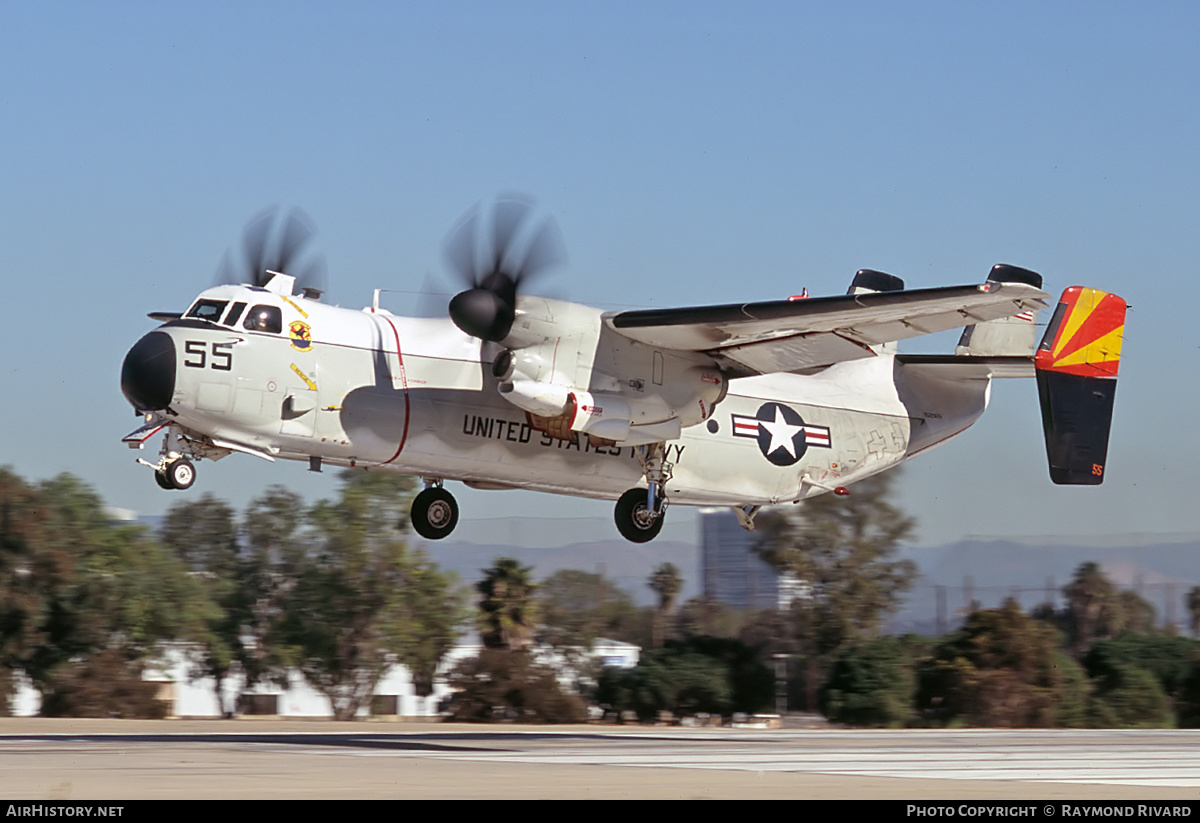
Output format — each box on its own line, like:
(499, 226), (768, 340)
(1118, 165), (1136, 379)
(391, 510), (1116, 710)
(731, 402), (832, 466)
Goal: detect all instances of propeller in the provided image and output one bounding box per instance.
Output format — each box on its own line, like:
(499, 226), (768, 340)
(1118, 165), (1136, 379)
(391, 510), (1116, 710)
(444, 195), (565, 342)
(215, 206), (328, 294)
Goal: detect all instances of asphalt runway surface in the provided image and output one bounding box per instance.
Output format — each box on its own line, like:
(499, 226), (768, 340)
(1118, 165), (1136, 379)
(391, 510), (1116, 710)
(1, 719), (1199, 800)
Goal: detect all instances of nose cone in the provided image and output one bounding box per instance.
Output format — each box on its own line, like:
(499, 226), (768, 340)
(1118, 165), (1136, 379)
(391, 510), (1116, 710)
(121, 331), (176, 411)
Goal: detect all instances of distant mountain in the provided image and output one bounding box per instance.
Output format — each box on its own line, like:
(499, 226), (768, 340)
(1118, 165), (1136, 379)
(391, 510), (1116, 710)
(892, 535), (1200, 635)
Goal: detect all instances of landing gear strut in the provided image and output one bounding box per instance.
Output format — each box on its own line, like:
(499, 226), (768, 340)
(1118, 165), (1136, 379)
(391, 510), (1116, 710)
(411, 481), (459, 540)
(138, 425), (198, 491)
(614, 442), (673, 543)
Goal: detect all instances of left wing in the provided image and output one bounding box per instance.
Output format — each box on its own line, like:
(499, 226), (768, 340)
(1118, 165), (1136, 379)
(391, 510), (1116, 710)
(606, 281), (1049, 376)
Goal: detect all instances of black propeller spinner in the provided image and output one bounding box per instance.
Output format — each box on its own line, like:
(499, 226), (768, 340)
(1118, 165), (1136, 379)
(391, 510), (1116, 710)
(444, 196), (565, 342)
(216, 206), (328, 294)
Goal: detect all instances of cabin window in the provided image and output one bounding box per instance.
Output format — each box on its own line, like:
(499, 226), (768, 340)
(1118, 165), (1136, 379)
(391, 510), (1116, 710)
(243, 304), (282, 334)
(185, 299), (229, 323)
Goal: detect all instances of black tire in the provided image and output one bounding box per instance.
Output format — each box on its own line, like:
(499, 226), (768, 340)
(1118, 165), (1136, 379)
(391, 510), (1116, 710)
(411, 487), (459, 540)
(167, 458), (195, 491)
(614, 488), (665, 543)
(154, 469), (174, 490)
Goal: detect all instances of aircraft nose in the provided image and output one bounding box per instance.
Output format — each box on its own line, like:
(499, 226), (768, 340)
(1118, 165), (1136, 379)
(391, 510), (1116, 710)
(121, 331), (176, 412)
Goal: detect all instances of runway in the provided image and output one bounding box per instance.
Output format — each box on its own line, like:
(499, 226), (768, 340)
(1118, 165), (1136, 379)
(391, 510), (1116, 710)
(1, 720), (1199, 799)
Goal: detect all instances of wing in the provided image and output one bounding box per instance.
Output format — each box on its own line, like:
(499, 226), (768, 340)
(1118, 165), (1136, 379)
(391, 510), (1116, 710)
(605, 281), (1049, 376)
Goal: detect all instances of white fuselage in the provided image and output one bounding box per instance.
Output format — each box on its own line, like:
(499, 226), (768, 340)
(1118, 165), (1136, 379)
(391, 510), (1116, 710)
(152, 285), (991, 508)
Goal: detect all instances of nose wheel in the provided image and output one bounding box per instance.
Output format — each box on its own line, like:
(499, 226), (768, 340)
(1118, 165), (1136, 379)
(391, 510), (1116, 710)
(153, 457), (196, 490)
(411, 485), (459, 540)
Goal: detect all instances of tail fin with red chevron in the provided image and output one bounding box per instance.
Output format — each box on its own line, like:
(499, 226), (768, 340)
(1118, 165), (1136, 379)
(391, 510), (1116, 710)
(1034, 286), (1126, 484)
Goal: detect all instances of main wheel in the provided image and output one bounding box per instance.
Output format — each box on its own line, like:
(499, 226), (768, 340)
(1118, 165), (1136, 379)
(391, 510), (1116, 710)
(411, 487), (459, 540)
(614, 488), (665, 543)
(154, 469), (174, 490)
(167, 458), (196, 491)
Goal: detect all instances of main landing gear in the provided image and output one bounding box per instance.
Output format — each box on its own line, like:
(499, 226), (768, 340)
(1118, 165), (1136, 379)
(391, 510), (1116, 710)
(614, 442), (672, 543)
(411, 480), (459, 540)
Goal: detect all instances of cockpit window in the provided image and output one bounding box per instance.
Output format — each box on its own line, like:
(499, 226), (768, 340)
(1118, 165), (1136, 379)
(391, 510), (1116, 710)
(243, 304), (282, 334)
(223, 301), (247, 327)
(185, 299), (229, 322)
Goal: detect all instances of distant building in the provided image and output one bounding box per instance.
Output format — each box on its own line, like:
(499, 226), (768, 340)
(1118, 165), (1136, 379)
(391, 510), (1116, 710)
(700, 508), (798, 610)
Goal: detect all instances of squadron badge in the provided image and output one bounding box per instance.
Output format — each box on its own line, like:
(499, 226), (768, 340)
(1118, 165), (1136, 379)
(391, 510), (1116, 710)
(289, 320), (313, 352)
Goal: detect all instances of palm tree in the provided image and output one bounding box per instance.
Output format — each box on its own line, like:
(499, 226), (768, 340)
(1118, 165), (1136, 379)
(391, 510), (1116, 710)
(1187, 586), (1200, 638)
(649, 562), (682, 647)
(477, 557), (539, 650)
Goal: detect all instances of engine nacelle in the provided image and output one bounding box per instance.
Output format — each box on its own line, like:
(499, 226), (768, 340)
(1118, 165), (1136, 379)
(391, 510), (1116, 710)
(491, 296), (729, 444)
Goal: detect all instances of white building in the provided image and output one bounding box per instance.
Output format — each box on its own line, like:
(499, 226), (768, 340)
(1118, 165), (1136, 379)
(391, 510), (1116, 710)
(11, 638), (641, 718)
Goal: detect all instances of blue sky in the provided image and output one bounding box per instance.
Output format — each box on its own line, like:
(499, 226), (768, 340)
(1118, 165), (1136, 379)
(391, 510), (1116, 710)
(1, 1), (1195, 547)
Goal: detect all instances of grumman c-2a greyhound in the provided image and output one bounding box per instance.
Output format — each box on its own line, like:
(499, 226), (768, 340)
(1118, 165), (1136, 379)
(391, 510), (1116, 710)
(120, 199), (1126, 543)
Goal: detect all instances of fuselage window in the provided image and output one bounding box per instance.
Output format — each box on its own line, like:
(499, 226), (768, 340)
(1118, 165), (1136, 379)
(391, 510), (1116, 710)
(223, 301), (247, 327)
(185, 299), (229, 323)
(244, 304), (282, 334)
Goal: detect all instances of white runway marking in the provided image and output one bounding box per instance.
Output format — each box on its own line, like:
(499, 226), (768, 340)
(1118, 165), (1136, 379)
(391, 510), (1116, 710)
(311, 729), (1200, 788)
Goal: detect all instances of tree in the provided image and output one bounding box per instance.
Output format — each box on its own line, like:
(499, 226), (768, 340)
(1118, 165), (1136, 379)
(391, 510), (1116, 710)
(274, 470), (462, 720)
(477, 557), (539, 651)
(1062, 563), (1158, 656)
(821, 636), (917, 727)
(537, 569), (639, 682)
(648, 562), (682, 648)
(918, 600), (1076, 728)
(754, 471), (917, 708)
(390, 551), (468, 713)
(596, 636), (774, 722)
(445, 558), (585, 723)
(1187, 587), (1200, 638)
(0, 471), (200, 716)
(160, 494), (244, 716)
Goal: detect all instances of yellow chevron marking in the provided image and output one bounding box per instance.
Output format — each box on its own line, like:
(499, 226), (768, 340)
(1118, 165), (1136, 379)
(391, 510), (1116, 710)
(280, 295), (308, 318)
(290, 363), (317, 391)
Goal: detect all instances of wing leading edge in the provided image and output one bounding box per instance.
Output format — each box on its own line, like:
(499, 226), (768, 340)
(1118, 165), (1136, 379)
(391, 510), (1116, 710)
(606, 280), (1050, 376)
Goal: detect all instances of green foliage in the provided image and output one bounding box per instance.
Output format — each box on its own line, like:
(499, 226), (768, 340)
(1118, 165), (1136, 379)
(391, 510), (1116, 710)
(1173, 656), (1200, 728)
(0, 470), (200, 716)
(821, 636), (916, 727)
(444, 648), (587, 723)
(1060, 562), (1158, 656)
(918, 600), (1071, 727)
(477, 557), (539, 651)
(1086, 663), (1173, 728)
(273, 469), (464, 720)
(754, 472), (917, 659)
(596, 636), (774, 722)
(536, 569), (640, 684)
(39, 648), (167, 719)
(1084, 634), (1200, 701)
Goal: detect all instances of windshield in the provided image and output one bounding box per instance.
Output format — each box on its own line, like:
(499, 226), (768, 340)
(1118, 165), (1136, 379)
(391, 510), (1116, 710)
(185, 299), (229, 322)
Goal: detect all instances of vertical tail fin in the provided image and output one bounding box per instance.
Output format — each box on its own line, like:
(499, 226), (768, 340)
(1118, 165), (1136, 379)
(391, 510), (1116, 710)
(1034, 286), (1126, 484)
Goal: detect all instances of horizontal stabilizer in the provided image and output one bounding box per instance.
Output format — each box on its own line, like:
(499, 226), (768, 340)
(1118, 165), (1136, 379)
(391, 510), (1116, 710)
(1034, 287), (1126, 484)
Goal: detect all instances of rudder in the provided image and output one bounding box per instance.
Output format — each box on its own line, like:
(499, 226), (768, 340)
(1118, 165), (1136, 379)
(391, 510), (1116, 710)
(1034, 286), (1126, 484)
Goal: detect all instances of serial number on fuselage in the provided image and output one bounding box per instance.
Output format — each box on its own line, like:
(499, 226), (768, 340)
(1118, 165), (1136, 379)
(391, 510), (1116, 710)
(461, 414), (687, 463)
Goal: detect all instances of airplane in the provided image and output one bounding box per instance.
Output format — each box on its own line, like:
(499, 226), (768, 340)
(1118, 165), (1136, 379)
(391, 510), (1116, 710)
(120, 199), (1126, 543)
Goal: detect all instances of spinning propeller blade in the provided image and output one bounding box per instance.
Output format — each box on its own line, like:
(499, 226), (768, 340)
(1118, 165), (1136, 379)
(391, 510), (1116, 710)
(444, 195), (565, 342)
(216, 206), (328, 294)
